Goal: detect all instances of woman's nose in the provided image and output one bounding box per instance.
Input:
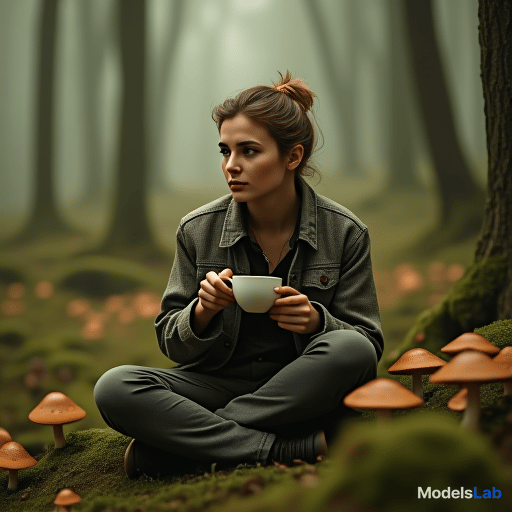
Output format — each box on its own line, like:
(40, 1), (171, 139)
(225, 153), (241, 173)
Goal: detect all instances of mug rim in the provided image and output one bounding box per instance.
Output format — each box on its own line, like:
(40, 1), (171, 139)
(232, 276), (281, 281)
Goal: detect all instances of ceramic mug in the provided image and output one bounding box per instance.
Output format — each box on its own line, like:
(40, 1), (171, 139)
(225, 276), (282, 313)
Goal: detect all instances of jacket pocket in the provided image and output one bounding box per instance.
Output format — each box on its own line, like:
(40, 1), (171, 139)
(300, 267), (340, 306)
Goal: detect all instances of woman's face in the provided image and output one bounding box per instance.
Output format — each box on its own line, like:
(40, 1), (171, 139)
(219, 114), (297, 203)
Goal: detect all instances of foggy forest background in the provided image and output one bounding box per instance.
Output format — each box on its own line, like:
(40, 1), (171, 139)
(0, 0), (490, 443)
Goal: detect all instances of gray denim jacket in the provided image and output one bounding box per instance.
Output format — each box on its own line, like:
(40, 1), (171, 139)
(155, 177), (383, 371)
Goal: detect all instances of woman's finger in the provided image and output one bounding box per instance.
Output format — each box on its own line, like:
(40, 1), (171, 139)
(269, 305), (309, 316)
(198, 288), (233, 306)
(269, 314), (308, 325)
(201, 280), (233, 301)
(206, 271), (234, 296)
(272, 294), (307, 306)
(274, 286), (301, 296)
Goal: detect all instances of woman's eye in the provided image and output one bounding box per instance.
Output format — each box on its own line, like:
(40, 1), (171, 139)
(244, 147), (258, 155)
(219, 148), (229, 156)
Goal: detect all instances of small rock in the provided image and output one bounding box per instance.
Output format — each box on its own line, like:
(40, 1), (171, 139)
(20, 492), (30, 501)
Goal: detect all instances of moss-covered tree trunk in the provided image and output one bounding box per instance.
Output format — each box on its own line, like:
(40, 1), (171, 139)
(476, 0), (512, 320)
(403, 0), (485, 248)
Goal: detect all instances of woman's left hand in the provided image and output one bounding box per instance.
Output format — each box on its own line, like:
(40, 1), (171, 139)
(268, 286), (321, 334)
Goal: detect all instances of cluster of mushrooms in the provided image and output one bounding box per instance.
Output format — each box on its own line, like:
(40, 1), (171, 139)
(344, 332), (512, 430)
(0, 390), (85, 509)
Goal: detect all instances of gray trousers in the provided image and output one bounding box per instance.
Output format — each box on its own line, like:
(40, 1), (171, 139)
(93, 330), (377, 466)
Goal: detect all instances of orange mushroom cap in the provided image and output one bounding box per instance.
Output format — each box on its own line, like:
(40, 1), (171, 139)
(447, 388), (468, 412)
(343, 378), (424, 410)
(494, 347), (512, 370)
(0, 441), (37, 470)
(29, 392), (86, 425)
(54, 488), (82, 506)
(0, 428), (12, 447)
(388, 348), (446, 375)
(430, 350), (512, 384)
(441, 333), (499, 356)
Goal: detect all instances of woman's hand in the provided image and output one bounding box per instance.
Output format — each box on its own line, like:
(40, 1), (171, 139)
(193, 268), (235, 336)
(197, 268), (235, 314)
(268, 286), (321, 334)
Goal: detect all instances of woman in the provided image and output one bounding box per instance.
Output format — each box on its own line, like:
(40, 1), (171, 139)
(94, 71), (383, 479)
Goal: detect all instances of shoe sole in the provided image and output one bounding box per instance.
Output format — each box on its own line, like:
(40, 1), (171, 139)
(124, 439), (137, 479)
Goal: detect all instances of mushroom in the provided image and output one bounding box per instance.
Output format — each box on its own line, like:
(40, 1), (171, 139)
(429, 350), (512, 429)
(441, 332), (499, 357)
(388, 348), (446, 399)
(447, 388), (468, 411)
(493, 347), (512, 395)
(0, 428), (12, 447)
(0, 441), (37, 490)
(343, 378), (423, 420)
(28, 392), (86, 448)
(54, 488), (82, 511)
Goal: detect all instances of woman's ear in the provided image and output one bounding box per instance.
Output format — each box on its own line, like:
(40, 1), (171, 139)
(286, 144), (305, 171)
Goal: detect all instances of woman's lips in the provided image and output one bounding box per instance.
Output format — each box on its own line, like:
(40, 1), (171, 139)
(229, 182), (247, 190)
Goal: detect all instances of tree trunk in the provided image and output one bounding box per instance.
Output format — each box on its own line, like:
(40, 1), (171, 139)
(96, 0), (160, 258)
(6, 0), (77, 245)
(475, 0), (512, 319)
(303, 0), (359, 176)
(150, 0), (185, 190)
(387, 0), (422, 189)
(404, 0), (485, 246)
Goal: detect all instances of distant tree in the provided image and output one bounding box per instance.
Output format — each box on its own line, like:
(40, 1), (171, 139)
(150, 0), (185, 190)
(77, 0), (115, 206)
(404, 0), (485, 248)
(94, 0), (163, 259)
(475, 0), (512, 319)
(386, 0), (422, 190)
(5, 0), (79, 245)
(303, 0), (359, 176)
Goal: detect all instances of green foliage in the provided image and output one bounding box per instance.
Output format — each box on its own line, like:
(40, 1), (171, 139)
(384, 256), (508, 369)
(475, 319), (512, 348)
(57, 256), (162, 298)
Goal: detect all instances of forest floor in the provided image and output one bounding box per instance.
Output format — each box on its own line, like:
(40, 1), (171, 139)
(0, 176), (501, 511)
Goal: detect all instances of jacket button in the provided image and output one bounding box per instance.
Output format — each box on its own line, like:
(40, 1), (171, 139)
(224, 341), (232, 349)
(256, 357), (264, 362)
(320, 275), (329, 285)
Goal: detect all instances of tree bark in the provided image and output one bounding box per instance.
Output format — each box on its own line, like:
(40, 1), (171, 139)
(97, 0), (159, 257)
(404, 0), (485, 245)
(6, 0), (77, 244)
(303, 0), (359, 176)
(475, 0), (512, 319)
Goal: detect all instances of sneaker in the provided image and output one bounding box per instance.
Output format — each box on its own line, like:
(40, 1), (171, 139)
(123, 438), (212, 480)
(268, 430), (327, 466)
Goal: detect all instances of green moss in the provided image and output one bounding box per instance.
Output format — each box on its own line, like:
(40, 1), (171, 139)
(302, 412), (511, 512)
(0, 428), (317, 512)
(57, 256), (162, 298)
(475, 319), (512, 348)
(383, 256), (507, 369)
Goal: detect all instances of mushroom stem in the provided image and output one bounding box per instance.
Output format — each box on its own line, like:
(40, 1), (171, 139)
(504, 380), (512, 396)
(461, 384), (480, 430)
(53, 424), (66, 449)
(7, 469), (18, 491)
(376, 409), (393, 421)
(411, 373), (424, 399)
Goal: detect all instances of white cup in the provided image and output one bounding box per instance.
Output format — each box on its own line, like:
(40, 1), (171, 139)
(227, 276), (282, 313)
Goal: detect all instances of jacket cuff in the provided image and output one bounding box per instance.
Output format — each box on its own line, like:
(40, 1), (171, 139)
(309, 301), (342, 340)
(176, 297), (224, 344)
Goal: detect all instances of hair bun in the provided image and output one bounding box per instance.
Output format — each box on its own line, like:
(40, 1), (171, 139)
(273, 70), (316, 112)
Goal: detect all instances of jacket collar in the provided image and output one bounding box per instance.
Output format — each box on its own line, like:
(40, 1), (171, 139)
(219, 176), (318, 250)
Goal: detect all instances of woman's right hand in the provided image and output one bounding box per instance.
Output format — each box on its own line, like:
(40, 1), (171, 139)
(197, 268), (235, 314)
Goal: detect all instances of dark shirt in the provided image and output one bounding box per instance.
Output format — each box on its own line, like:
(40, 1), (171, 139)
(204, 202), (302, 379)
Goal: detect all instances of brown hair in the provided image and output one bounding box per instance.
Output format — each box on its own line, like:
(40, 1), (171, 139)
(212, 71), (319, 178)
